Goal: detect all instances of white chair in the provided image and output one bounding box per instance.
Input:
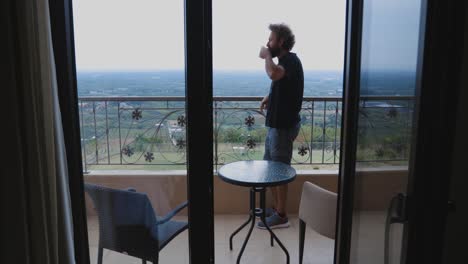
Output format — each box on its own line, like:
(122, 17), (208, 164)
(298, 181), (337, 264)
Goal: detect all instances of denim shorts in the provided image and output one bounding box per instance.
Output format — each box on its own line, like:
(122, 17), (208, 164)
(263, 123), (301, 165)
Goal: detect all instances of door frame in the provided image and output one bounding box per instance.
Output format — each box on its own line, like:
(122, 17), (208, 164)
(333, 0), (364, 262)
(334, 0), (467, 263)
(184, 0), (215, 263)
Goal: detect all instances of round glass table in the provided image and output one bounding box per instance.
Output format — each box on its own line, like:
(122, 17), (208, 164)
(218, 160), (296, 264)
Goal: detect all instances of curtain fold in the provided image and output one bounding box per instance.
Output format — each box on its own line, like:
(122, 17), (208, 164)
(5, 0), (76, 263)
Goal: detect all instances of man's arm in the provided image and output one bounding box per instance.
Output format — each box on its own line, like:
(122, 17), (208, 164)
(259, 47), (285, 81)
(264, 56), (285, 81)
(260, 94), (269, 113)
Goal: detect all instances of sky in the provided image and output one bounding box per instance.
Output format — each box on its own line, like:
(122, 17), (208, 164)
(72, 0), (347, 71)
(360, 0), (422, 71)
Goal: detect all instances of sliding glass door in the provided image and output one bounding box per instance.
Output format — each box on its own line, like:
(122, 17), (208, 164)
(336, 0), (428, 263)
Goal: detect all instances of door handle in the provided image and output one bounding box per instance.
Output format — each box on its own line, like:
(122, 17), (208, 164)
(447, 200), (456, 213)
(389, 193), (408, 224)
(385, 193), (408, 264)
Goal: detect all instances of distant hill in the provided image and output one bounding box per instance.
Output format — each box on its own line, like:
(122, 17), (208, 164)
(77, 70), (415, 97)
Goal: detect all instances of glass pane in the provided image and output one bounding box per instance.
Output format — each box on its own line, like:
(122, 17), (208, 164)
(350, 0), (422, 263)
(213, 0), (345, 263)
(72, 0), (189, 262)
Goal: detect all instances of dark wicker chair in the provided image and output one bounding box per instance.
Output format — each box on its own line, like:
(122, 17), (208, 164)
(84, 183), (188, 264)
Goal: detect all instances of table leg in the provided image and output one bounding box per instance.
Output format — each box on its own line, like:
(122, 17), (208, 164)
(229, 187), (290, 264)
(259, 188), (290, 264)
(229, 215), (252, 250)
(236, 216), (255, 264)
(235, 188), (256, 264)
(229, 187), (256, 251)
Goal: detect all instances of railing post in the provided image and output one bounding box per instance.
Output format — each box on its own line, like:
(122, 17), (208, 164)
(105, 101), (110, 164)
(405, 99), (412, 160)
(79, 100), (88, 174)
(118, 101), (122, 165)
(334, 100), (340, 164)
(322, 101), (327, 163)
(310, 101), (315, 164)
(92, 102), (99, 164)
(214, 100), (219, 171)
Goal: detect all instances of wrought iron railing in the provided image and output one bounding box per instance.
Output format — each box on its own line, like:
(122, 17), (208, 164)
(78, 96), (414, 171)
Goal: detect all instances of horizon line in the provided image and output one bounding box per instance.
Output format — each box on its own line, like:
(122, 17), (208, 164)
(76, 68), (344, 72)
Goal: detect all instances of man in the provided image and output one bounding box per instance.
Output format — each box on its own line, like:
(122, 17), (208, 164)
(257, 23), (304, 229)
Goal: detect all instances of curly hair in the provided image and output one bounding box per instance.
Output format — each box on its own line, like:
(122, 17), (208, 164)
(269, 23), (296, 51)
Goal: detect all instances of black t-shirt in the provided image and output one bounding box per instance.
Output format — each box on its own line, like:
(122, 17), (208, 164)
(265, 52), (304, 128)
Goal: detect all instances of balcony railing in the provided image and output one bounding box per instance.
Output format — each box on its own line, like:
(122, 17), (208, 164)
(78, 96), (414, 171)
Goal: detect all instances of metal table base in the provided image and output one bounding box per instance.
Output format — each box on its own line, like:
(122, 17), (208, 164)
(229, 187), (290, 264)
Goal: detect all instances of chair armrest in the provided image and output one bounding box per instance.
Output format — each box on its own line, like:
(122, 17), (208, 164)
(125, 187), (137, 192)
(157, 201), (188, 225)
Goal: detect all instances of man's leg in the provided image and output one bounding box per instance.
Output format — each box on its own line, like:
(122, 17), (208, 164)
(257, 125), (299, 229)
(275, 184), (288, 217)
(276, 123), (300, 217)
(271, 125), (298, 218)
(263, 128), (277, 215)
(268, 124), (300, 219)
(271, 186), (278, 210)
(257, 183), (290, 229)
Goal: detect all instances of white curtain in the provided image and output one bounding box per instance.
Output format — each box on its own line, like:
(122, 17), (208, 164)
(3, 0), (76, 263)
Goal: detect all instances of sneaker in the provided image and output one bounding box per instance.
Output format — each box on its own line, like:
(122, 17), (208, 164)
(256, 212), (290, 229)
(256, 207), (276, 218)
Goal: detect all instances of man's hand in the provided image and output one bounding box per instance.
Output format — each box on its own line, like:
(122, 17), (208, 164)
(260, 95), (269, 113)
(259, 46), (271, 59)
